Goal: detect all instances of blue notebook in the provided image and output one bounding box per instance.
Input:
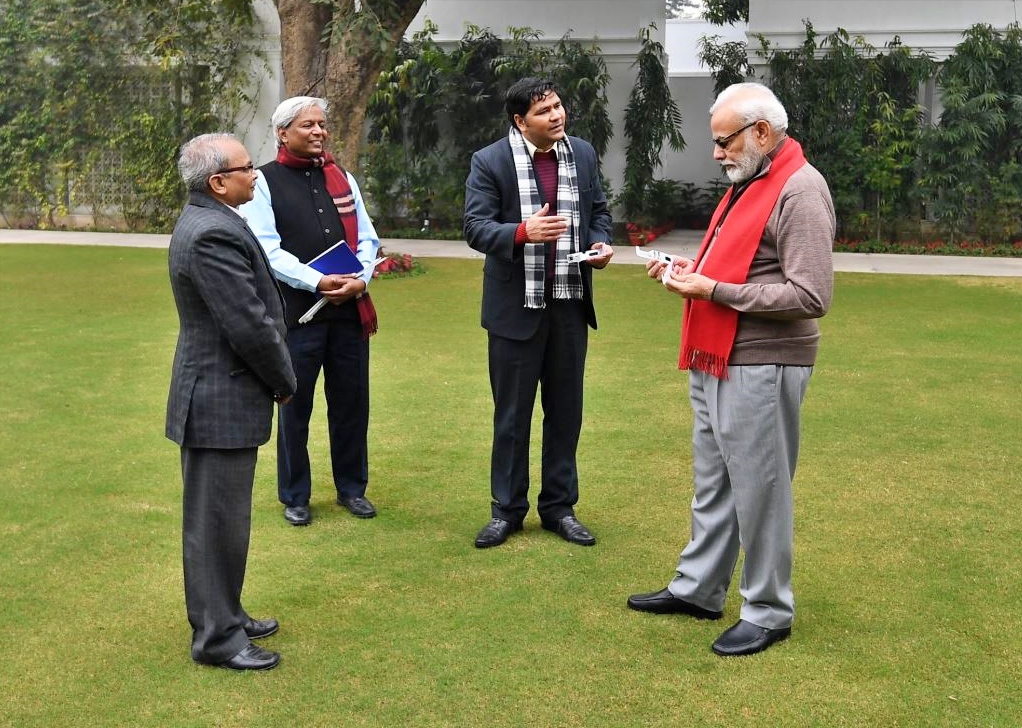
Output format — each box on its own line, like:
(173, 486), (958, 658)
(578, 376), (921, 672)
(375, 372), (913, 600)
(307, 240), (363, 275)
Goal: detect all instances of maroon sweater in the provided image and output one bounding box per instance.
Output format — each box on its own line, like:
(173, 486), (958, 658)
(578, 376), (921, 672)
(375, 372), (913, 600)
(513, 149), (558, 245)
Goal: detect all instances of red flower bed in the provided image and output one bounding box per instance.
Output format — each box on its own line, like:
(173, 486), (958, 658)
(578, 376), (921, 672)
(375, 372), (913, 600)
(625, 221), (676, 246)
(372, 248), (423, 278)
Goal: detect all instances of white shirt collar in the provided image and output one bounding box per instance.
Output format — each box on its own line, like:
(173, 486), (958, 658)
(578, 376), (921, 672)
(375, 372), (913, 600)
(523, 136), (555, 159)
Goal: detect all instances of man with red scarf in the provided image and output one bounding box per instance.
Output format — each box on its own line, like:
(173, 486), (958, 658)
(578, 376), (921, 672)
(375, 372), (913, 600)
(627, 83), (834, 657)
(241, 96), (380, 527)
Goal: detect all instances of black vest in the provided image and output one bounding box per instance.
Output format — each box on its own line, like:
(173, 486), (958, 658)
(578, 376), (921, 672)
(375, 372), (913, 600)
(258, 161), (357, 328)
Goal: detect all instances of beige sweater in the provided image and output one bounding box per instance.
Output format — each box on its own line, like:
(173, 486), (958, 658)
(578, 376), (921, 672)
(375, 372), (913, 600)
(707, 159), (835, 367)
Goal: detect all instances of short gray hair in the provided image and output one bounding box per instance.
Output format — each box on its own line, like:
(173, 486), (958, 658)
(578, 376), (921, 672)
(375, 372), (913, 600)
(178, 133), (237, 192)
(271, 96), (329, 147)
(710, 82), (788, 133)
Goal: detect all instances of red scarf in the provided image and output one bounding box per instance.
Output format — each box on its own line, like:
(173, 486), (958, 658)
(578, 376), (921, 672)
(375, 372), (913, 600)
(275, 146), (378, 338)
(680, 139), (807, 378)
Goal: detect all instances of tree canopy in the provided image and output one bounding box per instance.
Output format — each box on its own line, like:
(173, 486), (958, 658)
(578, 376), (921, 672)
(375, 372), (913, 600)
(0, 0), (259, 230)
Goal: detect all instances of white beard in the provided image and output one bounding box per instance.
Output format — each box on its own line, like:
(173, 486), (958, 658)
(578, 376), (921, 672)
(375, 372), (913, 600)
(722, 147), (765, 184)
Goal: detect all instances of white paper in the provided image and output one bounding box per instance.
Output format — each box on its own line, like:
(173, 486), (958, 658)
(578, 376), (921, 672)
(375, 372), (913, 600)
(634, 247), (680, 265)
(566, 249), (601, 263)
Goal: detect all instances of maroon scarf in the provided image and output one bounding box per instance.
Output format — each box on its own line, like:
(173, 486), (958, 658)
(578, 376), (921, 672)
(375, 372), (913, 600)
(275, 146), (378, 338)
(680, 139), (807, 378)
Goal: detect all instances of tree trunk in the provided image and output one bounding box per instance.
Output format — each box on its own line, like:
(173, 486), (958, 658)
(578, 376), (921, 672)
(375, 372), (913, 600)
(274, 0), (332, 94)
(272, 0), (424, 171)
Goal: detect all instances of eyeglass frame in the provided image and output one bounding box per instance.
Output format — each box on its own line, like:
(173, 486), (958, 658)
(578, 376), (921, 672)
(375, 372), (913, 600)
(712, 121), (759, 150)
(214, 163), (256, 175)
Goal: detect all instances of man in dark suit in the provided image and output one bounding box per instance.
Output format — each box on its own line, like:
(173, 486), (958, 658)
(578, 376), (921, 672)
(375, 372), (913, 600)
(167, 133), (297, 671)
(464, 77), (614, 549)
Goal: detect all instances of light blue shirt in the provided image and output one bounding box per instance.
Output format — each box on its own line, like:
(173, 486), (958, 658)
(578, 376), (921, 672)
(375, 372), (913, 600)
(240, 169), (381, 291)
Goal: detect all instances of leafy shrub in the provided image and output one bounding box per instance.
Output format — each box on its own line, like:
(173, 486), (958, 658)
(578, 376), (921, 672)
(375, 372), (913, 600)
(917, 23), (1022, 244)
(363, 23), (612, 232)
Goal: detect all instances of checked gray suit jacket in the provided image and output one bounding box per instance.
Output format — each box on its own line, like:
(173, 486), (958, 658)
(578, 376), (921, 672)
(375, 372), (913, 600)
(166, 191), (296, 449)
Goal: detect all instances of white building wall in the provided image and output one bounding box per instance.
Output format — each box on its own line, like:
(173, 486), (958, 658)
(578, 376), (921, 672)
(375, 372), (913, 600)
(409, 0), (661, 40)
(749, 0), (1019, 60)
(659, 75), (722, 195)
(662, 18), (748, 195)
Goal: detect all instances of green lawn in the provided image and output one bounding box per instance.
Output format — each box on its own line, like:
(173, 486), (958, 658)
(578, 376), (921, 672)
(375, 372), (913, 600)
(0, 244), (1020, 727)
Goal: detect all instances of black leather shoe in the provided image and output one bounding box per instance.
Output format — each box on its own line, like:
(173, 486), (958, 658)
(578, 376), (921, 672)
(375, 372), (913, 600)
(474, 518), (523, 548)
(541, 515), (596, 546)
(627, 588), (723, 619)
(198, 643), (280, 671)
(338, 495), (376, 518)
(243, 617), (279, 640)
(711, 619), (791, 656)
(283, 505), (311, 526)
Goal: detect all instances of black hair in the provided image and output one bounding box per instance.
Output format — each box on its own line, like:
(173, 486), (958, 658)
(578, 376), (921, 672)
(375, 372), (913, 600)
(505, 77), (558, 125)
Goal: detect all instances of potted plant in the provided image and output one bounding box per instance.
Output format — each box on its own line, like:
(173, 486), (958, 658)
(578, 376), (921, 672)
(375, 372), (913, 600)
(624, 178), (680, 244)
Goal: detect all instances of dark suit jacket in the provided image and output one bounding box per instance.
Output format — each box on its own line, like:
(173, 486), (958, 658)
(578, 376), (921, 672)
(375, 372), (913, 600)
(464, 134), (613, 341)
(166, 191), (297, 449)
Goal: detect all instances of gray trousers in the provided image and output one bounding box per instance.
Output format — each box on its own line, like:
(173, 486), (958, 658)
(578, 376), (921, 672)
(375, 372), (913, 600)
(181, 446), (258, 663)
(668, 365), (812, 629)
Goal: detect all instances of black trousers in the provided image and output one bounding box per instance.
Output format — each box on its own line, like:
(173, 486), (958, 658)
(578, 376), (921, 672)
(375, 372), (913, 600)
(277, 315), (370, 506)
(181, 446), (257, 663)
(486, 299), (588, 523)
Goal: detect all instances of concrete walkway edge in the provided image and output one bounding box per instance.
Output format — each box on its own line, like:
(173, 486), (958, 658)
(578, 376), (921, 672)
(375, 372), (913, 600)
(2, 228), (1020, 277)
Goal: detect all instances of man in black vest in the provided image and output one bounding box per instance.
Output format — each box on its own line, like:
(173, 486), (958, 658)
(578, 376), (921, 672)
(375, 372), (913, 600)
(241, 96), (381, 527)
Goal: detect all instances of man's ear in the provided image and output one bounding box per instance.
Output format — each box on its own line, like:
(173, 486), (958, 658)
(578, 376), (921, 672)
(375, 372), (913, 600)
(753, 119), (771, 146)
(207, 174), (227, 196)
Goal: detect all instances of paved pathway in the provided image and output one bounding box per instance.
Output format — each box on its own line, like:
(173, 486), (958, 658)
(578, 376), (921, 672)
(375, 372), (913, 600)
(2, 228), (1020, 277)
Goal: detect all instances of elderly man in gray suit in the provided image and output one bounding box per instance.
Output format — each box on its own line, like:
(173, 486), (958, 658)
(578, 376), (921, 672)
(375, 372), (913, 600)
(167, 133), (297, 671)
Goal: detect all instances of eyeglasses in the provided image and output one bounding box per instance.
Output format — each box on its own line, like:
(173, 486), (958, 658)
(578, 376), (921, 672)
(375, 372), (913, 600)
(215, 163), (256, 175)
(712, 121), (758, 150)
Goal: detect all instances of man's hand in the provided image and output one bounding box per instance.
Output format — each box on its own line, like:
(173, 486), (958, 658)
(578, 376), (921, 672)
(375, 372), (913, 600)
(525, 203), (568, 242)
(317, 273), (347, 292)
(317, 273), (366, 304)
(663, 266), (717, 300)
(645, 256), (695, 281)
(586, 241), (614, 269)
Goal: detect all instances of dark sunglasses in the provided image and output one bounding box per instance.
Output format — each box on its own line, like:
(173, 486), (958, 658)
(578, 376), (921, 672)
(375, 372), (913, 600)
(712, 121), (758, 150)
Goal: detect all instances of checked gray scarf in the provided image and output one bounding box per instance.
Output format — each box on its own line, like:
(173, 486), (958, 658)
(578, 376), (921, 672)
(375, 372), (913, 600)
(509, 127), (583, 309)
